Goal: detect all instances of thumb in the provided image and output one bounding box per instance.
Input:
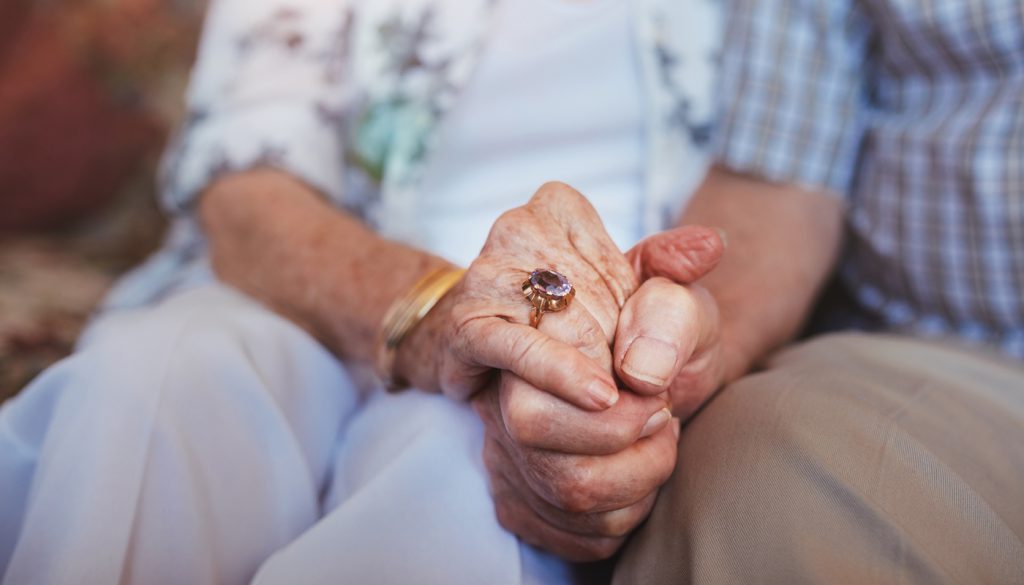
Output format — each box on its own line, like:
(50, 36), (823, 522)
(614, 277), (703, 396)
(627, 225), (726, 284)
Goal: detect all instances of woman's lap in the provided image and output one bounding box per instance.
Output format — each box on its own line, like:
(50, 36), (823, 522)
(257, 389), (572, 585)
(0, 284), (568, 584)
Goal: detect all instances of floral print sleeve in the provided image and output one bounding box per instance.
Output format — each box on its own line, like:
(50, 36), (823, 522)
(160, 0), (352, 213)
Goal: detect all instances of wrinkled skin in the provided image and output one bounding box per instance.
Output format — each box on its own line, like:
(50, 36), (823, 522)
(400, 181), (727, 560)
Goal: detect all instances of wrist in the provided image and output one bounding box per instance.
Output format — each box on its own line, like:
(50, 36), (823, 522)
(717, 321), (761, 384)
(391, 288), (456, 393)
(378, 267), (464, 392)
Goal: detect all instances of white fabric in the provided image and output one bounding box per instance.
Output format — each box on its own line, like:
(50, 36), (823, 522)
(417, 0), (646, 264)
(0, 2), (644, 583)
(107, 0), (722, 314)
(1, 286), (572, 584)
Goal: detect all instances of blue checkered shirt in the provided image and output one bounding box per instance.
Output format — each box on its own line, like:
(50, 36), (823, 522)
(715, 0), (1024, 358)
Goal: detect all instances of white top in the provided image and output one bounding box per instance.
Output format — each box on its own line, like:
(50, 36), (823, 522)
(102, 0), (721, 314)
(416, 0), (645, 265)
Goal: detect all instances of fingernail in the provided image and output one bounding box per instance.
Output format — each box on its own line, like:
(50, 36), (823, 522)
(588, 381), (619, 409)
(640, 408), (672, 439)
(671, 417), (681, 440)
(713, 227), (729, 249)
(622, 337), (678, 387)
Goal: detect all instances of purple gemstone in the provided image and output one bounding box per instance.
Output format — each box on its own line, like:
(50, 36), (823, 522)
(530, 269), (572, 298)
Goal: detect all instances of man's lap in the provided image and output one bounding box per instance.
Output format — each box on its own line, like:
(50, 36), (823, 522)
(614, 332), (1024, 585)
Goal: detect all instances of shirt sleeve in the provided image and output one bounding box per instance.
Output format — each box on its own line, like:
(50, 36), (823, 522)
(160, 0), (351, 213)
(712, 0), (874, 197)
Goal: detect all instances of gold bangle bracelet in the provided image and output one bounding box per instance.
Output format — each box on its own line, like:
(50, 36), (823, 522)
(375, 267), (466, 390)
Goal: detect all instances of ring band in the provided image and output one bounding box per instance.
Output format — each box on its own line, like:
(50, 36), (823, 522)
(522, 268), (575, 328)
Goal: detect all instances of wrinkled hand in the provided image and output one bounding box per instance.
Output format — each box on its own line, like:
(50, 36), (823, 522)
(397, 181), (639, 411)
(621, 226), (727, 419)
(473, 376), (678, 561)
(464, 186), (726, 560)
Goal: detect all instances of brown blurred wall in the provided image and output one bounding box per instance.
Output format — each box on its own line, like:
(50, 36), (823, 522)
(0, 0), (203, 230)
(0, 0), (204, 399)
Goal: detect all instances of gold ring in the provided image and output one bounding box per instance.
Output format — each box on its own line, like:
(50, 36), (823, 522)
(522, 268), (575, 328)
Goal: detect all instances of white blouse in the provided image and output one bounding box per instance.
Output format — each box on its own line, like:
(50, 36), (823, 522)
(416, 0), (646, 265)
(101, 0), (721, 312)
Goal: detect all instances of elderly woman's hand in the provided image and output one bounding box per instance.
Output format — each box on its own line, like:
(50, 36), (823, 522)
(396, 181), (641, 410)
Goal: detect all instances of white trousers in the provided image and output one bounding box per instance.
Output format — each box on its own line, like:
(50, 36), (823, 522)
(0, 285), (572, 585)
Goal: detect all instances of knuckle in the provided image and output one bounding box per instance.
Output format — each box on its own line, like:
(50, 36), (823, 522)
(535, 180), (574, 198)
(562, 355), (598, 389)
(484, 209), (532, 252)
(502, 393), (542, 446)
(645, 443), (679, 489)
(572, 314), (606, 350)
(589, 400), (649, 452)
(579, 414), (635, 454)
(508, 329), (546, 373)
(597, 507), (643, 539)
(601, 519), (636, 540)
(589, 538), (625, 560)
(575, 538), (624, 562)
(654, 451), (678, 486)
(493, 206), (527, 230)
(638, 279), (689, 318)
(601, 420), (636, 453)
(550, 464), (599, 514)
(531, 181), (585, 210)
(493, 501), (518, 533)
(645, 275), (681, 296)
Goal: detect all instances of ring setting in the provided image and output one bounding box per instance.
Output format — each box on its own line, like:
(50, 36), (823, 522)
(522, 268), (575, 328)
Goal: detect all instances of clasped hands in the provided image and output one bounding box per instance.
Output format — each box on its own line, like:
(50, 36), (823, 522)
(396, 182), (727, 561)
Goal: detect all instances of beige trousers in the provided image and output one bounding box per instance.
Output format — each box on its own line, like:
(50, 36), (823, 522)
(614, 333), (1024, 584)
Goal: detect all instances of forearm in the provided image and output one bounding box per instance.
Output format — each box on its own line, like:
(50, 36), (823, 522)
(197, 168), (454, 371)
(681, 166), (844, 382)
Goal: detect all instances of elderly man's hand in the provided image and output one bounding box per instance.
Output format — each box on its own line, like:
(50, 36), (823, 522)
(619, 227), (728, 419)
(469, 217), (726, 560)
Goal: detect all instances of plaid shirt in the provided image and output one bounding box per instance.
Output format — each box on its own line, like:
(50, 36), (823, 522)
(715, 0), (1024, 358)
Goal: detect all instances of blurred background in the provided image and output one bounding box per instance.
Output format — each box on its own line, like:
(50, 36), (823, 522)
(0, 0), (205, 400)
